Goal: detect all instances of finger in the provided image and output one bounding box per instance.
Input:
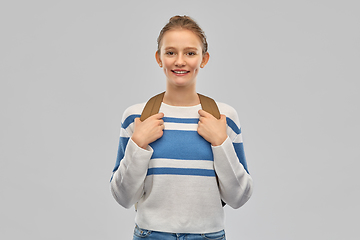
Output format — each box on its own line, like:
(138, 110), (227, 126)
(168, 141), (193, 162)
(153, 112), (164, 120)
(134, 117), (141, 124)
(158, 119), (164, 126)
(221, 116), (228, 125)
(198, 109), (210, 117)
(147, 112), (164, 121)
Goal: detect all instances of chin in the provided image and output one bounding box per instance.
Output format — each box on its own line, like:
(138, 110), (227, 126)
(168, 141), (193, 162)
(169, 76), (196, 86)
(170, 80), (195, 88)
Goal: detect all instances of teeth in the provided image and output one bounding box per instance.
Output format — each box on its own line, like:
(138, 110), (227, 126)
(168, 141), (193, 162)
(174, 71), (188, 74)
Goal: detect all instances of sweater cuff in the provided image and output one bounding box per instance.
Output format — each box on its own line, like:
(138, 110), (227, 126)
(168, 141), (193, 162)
(129, 137), (154, 153)
(122, 138), (153, 172)
(211, 136), (241, 168)
(211, 136), (232, 152)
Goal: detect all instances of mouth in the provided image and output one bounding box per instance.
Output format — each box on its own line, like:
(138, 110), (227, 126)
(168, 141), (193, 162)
(171, 70), (190, 75)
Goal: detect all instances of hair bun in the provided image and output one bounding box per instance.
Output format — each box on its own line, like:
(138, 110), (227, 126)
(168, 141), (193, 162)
(169, 15), (192, 22)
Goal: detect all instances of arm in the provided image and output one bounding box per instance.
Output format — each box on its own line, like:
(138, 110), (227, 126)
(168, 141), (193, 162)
(213, 106), (253, 209)
(111, 137), (153, 209)
(198, 105), (253, 209)
(212, 136), (253, 209)
(110, 106), (164, 208)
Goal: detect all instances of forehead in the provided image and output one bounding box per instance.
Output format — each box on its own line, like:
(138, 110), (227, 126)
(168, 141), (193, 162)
(160, 29), (202, 49)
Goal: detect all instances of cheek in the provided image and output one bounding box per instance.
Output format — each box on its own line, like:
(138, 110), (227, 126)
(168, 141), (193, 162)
(191, 62), (201, 72)
(162, 60), (173, 70)
(188, 59), (200, 69)
(163, 65), (172, 75)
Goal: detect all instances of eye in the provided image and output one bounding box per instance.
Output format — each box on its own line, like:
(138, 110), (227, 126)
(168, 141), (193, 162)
(187, 52), (196, 56)
(166, 51), (175, 56)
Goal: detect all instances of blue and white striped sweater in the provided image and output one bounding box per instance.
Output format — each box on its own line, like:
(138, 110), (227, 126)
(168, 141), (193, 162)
(111, 102), (253, 234)
(113, 110), (249, 177)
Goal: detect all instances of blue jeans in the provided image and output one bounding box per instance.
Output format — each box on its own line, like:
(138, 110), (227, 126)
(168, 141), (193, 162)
(133, 225), (226, 240)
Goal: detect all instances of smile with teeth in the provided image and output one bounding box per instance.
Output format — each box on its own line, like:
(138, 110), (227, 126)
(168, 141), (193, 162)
(172, 70), (190, 74)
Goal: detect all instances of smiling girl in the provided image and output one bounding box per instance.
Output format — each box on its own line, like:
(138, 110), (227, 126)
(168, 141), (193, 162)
(110, 15), (253, 240)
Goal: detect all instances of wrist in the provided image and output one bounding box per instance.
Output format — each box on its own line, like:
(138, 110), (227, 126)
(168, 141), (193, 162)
(211, 135), (228, 146)
(131, 135), (148, 149)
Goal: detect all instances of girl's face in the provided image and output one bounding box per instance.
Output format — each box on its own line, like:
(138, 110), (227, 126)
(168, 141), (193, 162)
(156, 29), (209, 89)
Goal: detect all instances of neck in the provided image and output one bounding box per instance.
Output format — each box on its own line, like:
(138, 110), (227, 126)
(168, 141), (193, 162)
(163, 85), (200, 106)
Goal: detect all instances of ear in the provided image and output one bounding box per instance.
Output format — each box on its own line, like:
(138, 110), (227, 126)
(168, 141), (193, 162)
(200, 52), (210, 68)
(155, 51), (162, 67)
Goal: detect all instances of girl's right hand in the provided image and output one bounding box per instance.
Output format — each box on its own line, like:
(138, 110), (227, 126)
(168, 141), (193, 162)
(131, 113), (165, 149)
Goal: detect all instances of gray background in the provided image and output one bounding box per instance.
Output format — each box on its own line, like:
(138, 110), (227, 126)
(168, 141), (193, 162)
(1, 0), (359, 239)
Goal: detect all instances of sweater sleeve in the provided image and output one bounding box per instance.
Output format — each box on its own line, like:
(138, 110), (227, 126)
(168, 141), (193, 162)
(212, 104), (253, 209)
(110, 105), (153, 209)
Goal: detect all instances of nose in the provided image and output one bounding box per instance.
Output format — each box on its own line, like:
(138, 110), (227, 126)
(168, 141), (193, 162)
(175, 55), (186, 67)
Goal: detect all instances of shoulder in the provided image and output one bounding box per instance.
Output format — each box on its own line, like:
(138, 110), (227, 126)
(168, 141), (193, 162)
(216, 102), (242, 133)
(216, 102), (239, 120)
(122, 103), (146, 117)
(216, 102), (236, 114)
(120, 103), (146, 127)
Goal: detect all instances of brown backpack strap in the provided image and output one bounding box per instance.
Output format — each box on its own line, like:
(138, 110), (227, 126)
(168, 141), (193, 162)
(140, 92), (220, 121)
(198, 93), (221, 119)
(140, 92), (165, 121)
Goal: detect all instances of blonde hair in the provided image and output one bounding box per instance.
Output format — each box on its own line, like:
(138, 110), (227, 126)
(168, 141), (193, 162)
(157, 15), (208, 55)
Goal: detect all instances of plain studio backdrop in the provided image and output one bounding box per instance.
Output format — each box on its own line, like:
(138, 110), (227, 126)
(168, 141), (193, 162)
(1, 1), (359, 239)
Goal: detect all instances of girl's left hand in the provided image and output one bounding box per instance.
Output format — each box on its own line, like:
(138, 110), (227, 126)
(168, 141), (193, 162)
(197, 109), (228, 146)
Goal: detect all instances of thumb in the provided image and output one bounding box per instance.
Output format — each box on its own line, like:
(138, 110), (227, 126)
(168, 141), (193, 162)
(220, 114), (227, 122)
(134, 117), (141, 124)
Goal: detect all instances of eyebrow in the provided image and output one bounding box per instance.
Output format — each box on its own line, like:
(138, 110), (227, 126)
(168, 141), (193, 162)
(184, 47), (199, 51)
(164, 47), (199, 51)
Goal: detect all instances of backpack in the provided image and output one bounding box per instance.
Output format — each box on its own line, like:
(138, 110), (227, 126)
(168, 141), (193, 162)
(140, 92), (226, 207)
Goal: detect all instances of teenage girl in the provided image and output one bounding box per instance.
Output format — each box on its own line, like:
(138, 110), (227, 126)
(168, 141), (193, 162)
(111, 15), (253, 240)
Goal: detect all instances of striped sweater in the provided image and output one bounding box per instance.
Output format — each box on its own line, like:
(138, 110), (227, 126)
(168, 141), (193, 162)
(110, 101), (253, 234)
